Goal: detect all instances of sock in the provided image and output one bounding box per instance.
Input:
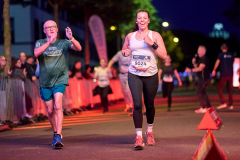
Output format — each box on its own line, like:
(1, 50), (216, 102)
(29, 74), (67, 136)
(54, 131), (57, 134)
(147, 123), (153, 132)
(135, 128), (142, 137)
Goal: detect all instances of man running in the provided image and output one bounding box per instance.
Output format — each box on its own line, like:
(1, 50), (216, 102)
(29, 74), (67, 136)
(34, 20), (82, 148)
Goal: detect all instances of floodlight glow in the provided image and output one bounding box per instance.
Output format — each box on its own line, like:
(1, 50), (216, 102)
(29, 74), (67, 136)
(162, 22), (169, 27)
(173, 37), (179, 42)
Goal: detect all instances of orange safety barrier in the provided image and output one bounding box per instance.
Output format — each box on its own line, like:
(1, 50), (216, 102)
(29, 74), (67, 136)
(0, 78), (124, 121)
(63, 78), (124, 110)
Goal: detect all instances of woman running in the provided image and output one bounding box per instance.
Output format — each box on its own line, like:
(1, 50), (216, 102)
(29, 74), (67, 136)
(159, 55), (182, 112)
(122, 10), (167, 150)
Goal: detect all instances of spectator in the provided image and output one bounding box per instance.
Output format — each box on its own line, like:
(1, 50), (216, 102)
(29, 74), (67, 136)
(10, 58), (26, 81)
(83, 66), (94, 79)
(26, 56), (37, 81)
(0, 56), (11, 78)
(70, 61), (84, 80)
(19, 52), (27, 69)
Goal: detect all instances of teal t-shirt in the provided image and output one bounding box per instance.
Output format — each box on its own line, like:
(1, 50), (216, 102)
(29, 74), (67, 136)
(35, 39), (72, 88)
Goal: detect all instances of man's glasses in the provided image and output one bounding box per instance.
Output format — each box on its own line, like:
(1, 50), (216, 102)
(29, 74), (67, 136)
(44, 26), (57, 31)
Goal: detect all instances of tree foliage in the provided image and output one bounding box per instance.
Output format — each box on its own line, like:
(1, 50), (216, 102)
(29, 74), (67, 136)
(120, 0), (161, 35)
(223, 0), (240, 29)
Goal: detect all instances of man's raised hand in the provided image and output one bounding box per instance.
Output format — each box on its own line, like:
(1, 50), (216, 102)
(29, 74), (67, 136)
(66, 27), (73, 40)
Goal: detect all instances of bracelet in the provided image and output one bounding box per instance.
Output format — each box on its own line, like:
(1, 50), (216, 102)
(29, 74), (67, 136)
(151, 42), (158, 50)
(69, 37), (75, 41)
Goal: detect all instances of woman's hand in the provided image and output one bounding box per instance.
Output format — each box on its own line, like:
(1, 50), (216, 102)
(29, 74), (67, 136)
(144, 35), (154, 46)
(122, 46), (131, 57)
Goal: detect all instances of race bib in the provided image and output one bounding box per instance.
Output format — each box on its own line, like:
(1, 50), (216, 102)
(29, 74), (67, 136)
(132, 55), (151, 71)
(163, 75), (173, 82)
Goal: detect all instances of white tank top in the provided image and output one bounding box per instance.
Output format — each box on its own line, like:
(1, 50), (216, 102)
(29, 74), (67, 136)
(129, 31), (158, 76)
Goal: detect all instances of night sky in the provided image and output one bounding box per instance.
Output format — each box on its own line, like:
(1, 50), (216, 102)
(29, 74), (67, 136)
(152, 0), (240, 39)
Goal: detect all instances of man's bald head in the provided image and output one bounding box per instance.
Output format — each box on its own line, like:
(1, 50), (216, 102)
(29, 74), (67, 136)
(43, 20), (57, 28)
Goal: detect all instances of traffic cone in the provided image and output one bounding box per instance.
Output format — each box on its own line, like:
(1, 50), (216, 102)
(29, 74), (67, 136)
(197, 107), (222, 130)
(192, 129), (226, 160)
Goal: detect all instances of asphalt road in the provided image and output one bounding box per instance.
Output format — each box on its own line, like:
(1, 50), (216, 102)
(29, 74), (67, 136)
(1, 91), (240, 160)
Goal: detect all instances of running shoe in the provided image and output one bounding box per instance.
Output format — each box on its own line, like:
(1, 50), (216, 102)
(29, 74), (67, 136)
(53, 134), (64, 148)
(134, 135), (144, 150)
(229, 106), (234, 110)
(195, 108), (207, 113)
(217, 103), (227, 109)
(145, 131), (155, 146)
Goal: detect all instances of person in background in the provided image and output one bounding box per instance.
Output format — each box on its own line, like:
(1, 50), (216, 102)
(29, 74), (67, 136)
(237, 67), (240, 89)
(212, 43), (234, 110)
(34, 20), (82, 148)
(107, 50), (133, 114)
(83, 66), (94, 79)
(70, 61), (84, 80)
(94, 58), (113, 113)
(185, 45), (211, 113)
(19, 52), (27, 69)
(122, 9), (167, 149)
(10, 58), (27, 81)
(26, 56), (37, 81)
(159, 55), (182, 111)
(0, 56), (11, 78)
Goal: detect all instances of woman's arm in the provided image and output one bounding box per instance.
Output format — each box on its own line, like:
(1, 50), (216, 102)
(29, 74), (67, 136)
(122, 33), (133, 57)
(144, 32), (167, 60)
(174, 69), (182, 86)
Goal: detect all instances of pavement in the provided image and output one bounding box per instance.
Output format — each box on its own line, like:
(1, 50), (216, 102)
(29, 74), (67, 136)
(0, 90), (240, 160)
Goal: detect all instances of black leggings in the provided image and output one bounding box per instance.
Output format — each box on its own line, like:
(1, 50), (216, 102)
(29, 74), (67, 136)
(99, 86), (110, 112)
(128, 72), (159, 128)
(162, 81), (174, 108)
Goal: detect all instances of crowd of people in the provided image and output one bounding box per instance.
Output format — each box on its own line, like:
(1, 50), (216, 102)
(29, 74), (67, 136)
(0, 9), (239, 151)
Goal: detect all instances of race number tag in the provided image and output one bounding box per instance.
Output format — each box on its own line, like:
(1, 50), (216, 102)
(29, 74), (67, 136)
(132, 55), (151, 71)
(163, 75), (173, 82)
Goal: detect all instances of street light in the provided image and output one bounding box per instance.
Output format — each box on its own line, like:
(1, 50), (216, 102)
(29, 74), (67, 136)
(110, 26), (117, 31)
(173, 37), (179, 43)
(162, 22), (169, 27)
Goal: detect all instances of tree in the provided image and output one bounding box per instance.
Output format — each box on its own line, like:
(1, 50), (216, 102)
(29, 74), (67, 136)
(160, 30), (184, 68)
(3, 0), (11, 72)
(223, 0), (240, 29)
(120, 0), (161, 35)
(66, 0), (137, 64)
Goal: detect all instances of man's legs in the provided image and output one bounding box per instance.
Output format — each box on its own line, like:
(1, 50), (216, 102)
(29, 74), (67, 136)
(119, 74), (133, 112)
(195, 79), (207, 113)
(202, 79), (211, 108)
(197, 80), (206, 108)
(45, 99), (56, 133)
(53, 92), (64, 135)
(217, 77), (227, 109)
(226, 76), (233, 107)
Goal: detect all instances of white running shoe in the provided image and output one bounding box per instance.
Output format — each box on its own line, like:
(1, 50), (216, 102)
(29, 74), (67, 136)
(229, 106), (234, 110)
(25, 113), (33, 118)
(217, 103), (227, 109)
(195, 108), (207, 113)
